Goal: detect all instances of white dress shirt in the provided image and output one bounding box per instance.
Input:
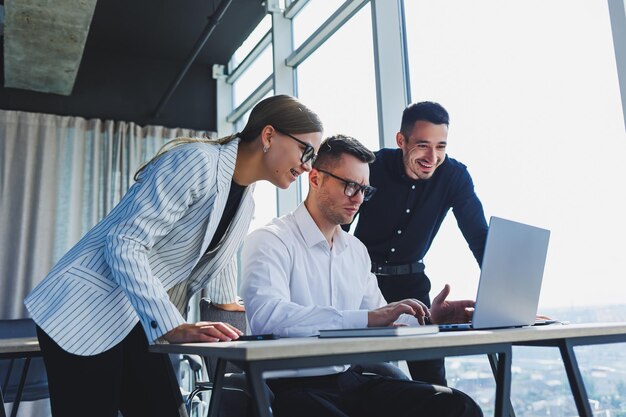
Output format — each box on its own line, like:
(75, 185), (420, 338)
(242, 203), (411, 377)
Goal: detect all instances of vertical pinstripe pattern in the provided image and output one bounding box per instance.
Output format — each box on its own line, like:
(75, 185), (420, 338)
(24, 139), (255, 356)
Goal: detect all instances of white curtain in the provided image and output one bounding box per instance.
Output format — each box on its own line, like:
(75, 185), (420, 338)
(0, 109), (209, 319)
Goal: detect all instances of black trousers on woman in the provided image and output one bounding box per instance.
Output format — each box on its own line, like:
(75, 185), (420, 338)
(377, 271), (447, 386)
(37, 323), (186, 417)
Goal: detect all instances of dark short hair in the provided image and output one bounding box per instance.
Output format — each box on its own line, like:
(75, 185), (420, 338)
(400, 101), (449, 138)
(313, 134), (375, 170)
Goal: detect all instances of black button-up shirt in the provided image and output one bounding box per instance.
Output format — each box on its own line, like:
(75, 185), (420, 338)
(349, 148), (488, 267)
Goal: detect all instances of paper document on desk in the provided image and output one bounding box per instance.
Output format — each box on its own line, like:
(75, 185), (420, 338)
(318, 325), (439, 338)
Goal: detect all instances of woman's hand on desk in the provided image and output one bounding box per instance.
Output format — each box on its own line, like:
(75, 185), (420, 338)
(163, 321), (243, 343)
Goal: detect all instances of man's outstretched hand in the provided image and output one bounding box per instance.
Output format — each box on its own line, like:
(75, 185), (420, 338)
(430, 284), (475, 325)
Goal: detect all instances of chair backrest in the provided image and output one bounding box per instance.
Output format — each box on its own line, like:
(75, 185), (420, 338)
(0, 319), (49, 402)
(199, 298), (246, 377)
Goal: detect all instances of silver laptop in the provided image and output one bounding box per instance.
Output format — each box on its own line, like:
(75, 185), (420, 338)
(439, 216), (550, 331)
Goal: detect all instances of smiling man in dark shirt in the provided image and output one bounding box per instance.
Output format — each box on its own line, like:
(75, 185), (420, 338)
(347, 101), (488, 385)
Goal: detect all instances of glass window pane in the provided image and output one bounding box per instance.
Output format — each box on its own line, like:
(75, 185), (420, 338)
(404, 0), (625, 310)
(297, 6), (379, 201)
(249, 180), (278, 232)
(297, 9), (379, 149)
(292, 0), (345, 48)
(233, 46), (273, 108)
(232, 90), (278, 232)
(233, 15), (272, 66)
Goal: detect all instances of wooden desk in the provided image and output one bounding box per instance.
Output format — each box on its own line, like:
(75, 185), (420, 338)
(151, 322), (626, 417)
(0, 337), (41, 417)
(153, 327), (515, 417)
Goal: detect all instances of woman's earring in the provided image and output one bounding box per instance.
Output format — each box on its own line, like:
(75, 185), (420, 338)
(263, 145), (269, 153)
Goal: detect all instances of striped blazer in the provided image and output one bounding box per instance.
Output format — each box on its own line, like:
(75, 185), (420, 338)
(24, 140), (255, 355)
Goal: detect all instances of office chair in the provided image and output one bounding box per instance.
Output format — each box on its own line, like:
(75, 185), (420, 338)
(0, 319), (49, 417)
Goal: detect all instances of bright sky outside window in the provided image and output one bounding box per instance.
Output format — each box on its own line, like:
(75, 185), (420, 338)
(292, 0), (346, 48)
(296, 5), (378, 201)
(233, 15), (271, 66)
(237, 92), (278, 233)
(403, 0), (626, 309)
(232, 46), (273, 108)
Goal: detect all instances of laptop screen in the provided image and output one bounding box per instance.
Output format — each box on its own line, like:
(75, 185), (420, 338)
(470, 216), (550, 329)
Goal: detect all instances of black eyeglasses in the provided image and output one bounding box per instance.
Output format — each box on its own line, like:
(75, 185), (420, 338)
(316, 169), (377, 201)
(275, 129), (317, 165)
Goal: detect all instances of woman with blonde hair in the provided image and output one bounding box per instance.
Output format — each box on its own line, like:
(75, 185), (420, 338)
(25, 94), (323, 417)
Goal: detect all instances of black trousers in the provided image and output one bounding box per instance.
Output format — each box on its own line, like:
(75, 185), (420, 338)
(267, 370), (482, 417)
(377, 271), (447, 386)
(36, 323), (186, 417)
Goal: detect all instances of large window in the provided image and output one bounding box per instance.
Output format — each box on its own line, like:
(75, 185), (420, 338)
(220, 1), (626, 413)
(227, 17), (277, 232)
(404, 0), (626, 310)
(404, 2), (626, 414)
(234, 95), (279, 233)
(232, 47), (272, 108)
(232, 16), (273, 107)
(296, 4), (378, 149)
(296, 4), (379, 199)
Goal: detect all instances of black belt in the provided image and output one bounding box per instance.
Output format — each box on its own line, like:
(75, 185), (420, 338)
(371, 260), (425, 276)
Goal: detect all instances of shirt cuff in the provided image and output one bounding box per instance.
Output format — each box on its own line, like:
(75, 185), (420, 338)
(342, 310), (369, 328)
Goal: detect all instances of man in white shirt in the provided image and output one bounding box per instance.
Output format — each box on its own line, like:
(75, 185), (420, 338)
(241, 135), (482, 417)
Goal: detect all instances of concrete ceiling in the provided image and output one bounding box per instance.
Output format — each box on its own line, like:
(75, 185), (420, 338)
(3, 0), (98, 95)
(1, 0), (265, 96)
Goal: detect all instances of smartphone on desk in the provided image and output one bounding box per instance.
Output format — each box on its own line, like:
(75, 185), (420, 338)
(235, 334), (279, 341)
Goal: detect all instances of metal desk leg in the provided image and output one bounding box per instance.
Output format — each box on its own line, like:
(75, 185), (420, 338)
(492, 349), (512, 417)
(244, 363), (273, 417)
(488, 353), (516, 417)
(558, 340), (593, 417)
(1, 359), (15, 417)
(10, 357), (31, 417)
(1, 385), (6, 417)
(0, 357), (30, 417)
(2, 360), (14, 392)
(207, 359), (227, 417)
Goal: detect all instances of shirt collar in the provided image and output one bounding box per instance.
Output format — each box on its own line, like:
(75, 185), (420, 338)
(293, 203), (348, 253)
